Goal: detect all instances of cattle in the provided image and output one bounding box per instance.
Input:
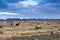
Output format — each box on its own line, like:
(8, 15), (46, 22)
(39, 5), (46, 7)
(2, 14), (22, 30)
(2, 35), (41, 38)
(50, 31), (53, 35)
(16, 23), (19, 26)
(11, 23), (13, 26)
(16, 22), (20, 26)
(47, 23), (50, 25)
(0, 26), (2, 28)
(58, 29), (60, 31)
(37, 23), (40, 25)
(10, 22), (13, 26)
(35, 26), (41, 29)
(54, 26), (58, 28)
(58, 23), (60, 24)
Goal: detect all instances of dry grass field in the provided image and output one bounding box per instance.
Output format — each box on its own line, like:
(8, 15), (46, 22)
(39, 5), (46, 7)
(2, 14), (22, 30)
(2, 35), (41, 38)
(0, 21), (60, 40)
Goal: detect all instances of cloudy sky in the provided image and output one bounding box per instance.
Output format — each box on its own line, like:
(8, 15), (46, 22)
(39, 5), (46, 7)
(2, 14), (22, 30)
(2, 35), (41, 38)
(0, 0), (60, 19)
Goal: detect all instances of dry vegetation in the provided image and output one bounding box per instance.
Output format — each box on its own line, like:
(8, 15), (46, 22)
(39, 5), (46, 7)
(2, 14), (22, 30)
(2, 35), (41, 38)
(0, 21), (60, 40)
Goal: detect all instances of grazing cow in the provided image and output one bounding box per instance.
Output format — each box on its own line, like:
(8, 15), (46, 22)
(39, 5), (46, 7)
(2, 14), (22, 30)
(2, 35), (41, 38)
(35, 26), (41, 29)
(50, 31), (53, 35)
(11, 23), (13, 26)
(16, 23), (19, 26)
(47, 23), (50, 25)
(37, 23), (40, 25)
(10, 22), (13, 26)
(0, 26), (2, 28)
(58, 29), (60, 31)
(58, 23), (60, 24)
(54, 26), (58, 28)
(16, 22), (20, 26)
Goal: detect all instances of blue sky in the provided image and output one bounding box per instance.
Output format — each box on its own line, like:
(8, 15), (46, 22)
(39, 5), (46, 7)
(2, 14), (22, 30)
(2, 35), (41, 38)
(0, 0), (60, 19)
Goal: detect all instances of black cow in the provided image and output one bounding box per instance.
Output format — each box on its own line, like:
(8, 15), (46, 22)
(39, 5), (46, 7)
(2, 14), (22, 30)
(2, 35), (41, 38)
(16, 22), (20, 26)
(0, 26), (2, 28)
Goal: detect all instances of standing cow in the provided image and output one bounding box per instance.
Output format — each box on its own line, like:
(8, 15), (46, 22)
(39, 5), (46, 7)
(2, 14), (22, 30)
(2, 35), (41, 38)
(35, 26), (41, 29)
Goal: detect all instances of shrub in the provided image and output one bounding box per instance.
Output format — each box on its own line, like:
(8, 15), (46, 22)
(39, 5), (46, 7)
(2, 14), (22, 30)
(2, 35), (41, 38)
(54, 32), (60, 38)
(0, 30), (3, 34)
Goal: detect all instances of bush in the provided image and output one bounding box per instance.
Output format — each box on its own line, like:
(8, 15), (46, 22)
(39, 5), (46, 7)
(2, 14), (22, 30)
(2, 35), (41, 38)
(0, 30), (3, 34)
(54, 32), (60, 38)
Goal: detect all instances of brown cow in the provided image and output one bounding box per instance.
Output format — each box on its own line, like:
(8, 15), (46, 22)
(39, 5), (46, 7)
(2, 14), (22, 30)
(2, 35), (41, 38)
(11, 23), (13, 26)
(35, 26), (41, 29)
(58, 29), (60, 31)
(54, 26), (58, 28)
(50, 31), (53, 35)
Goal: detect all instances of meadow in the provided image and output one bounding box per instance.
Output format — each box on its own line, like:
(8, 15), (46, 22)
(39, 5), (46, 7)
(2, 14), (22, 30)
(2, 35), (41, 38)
(0, 21), (60, 40)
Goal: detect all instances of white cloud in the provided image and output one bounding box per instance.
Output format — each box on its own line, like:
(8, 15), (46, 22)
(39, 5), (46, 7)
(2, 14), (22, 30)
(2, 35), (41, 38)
(19, 1), (29, 7)
(0, 12), (19, 15)
(19, 0), (38, 7)
(0, 12), (24, 19)
(7, 0), (38, 8)
(5, 2), (60, 19)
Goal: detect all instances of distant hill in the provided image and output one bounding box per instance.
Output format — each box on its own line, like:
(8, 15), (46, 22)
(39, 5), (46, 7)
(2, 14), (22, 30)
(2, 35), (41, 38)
(0, 18), (60, 21)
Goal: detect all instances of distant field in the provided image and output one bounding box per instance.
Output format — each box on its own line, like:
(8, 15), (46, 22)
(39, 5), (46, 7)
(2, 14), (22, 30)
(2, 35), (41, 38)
(0, 21), (60, 40)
